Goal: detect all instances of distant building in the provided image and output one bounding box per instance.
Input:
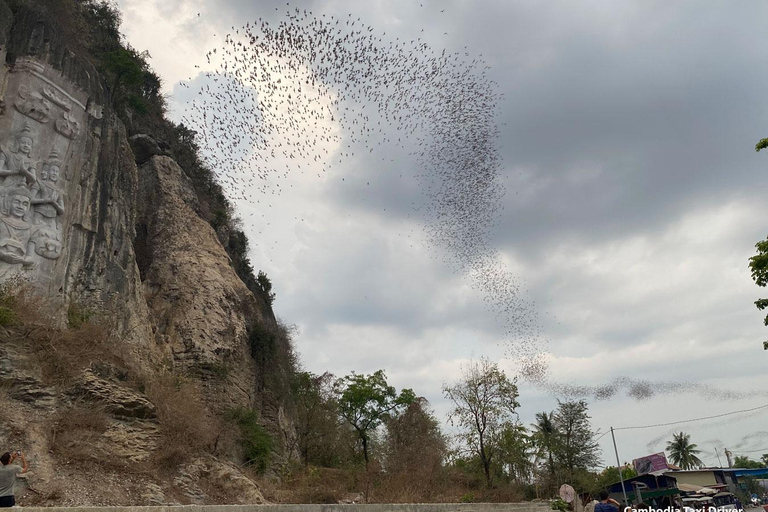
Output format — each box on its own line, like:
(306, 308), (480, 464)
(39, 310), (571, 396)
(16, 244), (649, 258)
(605, 467), (768, 505)
(665, 468), (768, 494)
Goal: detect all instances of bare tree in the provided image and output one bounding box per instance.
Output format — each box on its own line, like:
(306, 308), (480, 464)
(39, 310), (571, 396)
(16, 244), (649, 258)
(442, 357), (519, 487)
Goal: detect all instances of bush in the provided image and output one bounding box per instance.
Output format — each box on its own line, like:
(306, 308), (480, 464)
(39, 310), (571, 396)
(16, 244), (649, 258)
(249, 319), (299, 400)
(0, 291), (117, 385)
(145, 372), (220, 468)
(0, 282), (18, 327)
(257, 271), (276, 306)
(49, 405), (111, 464)
(227, 408), (272, 473)
(66, 300), (93, 329)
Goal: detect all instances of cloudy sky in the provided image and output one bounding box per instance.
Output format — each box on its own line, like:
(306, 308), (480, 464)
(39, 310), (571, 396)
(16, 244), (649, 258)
(115, 0), (768, 469)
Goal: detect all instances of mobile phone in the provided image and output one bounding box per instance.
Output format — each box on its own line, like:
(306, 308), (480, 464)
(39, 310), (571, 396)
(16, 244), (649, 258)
(15, 450), (20, 456)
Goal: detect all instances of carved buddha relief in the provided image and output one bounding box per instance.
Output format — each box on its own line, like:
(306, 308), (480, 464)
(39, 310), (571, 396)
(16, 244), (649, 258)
(0, 186), (37, 278)
(31, 150), (65, 260)
(54, 112), (80, 140)
(14, 85), (52, 124)
(0, 124), (39, 192)
(0, 57), (91, 282)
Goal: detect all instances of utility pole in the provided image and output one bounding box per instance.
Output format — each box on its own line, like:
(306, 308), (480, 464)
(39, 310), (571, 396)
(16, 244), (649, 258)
(715, 447), (723, 468)
(611, 427), (629, 505)
(724, 448), (733, 468)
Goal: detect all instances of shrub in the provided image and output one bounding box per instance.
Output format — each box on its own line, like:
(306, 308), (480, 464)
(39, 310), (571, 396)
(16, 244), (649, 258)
(257, 271), (276, 306)
(145, 372), (221, 468)
(66, 300), (93, 329)
(0, 292), (116, 385)
(0, 282), (18, 327)
(49, 405), (111, 464)
(249, 319), (299, 401)
(227, 408), (272, 474)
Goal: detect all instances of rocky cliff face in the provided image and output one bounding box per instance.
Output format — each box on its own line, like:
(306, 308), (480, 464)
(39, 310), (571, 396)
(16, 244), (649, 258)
(135, 155), (263, 408)
(0, 1), (295, 505)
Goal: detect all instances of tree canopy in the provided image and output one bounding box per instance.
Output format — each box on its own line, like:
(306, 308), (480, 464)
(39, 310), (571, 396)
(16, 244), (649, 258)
(666, 432), (703, 470)
(552, 400), (602, 479)
(733, 456), (764, 469)
(334, 370), (416, 465)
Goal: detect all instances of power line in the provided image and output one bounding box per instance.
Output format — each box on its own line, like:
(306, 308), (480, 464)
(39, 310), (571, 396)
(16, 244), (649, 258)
(611, 403), (768, 431)
(595, 430), (611, 442)
(731, 446), (768, 454)
(592, 403), (768, 468)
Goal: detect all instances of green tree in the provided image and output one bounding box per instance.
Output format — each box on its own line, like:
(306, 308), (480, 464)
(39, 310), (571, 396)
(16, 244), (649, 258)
(666, 432), (703, 470)
(553, 400), (602, 481)
(442, 357), (520, 487)
(334, 370), (416, 466)
(749, 237), (768, 350)
(733, 456), (763, 469)
(761, 454), (768, 466)
(292, 371), (341, 466)
(532, 411), (558, 482)
(595, 465), (637, 493)
(497, 422), (534, 484)
(752, 139), (768, 349)
(256, 271), (276, 306)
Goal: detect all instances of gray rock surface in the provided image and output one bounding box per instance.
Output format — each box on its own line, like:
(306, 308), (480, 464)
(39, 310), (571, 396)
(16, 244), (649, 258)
(0, 1), (12, 49)
(128, 134), (162, 165)
(136, 155), (263, 410)
(70, 369), (156, 419)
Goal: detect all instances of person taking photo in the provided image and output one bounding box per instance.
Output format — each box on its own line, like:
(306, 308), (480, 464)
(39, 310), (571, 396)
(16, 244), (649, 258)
(0, 451), (28, 507)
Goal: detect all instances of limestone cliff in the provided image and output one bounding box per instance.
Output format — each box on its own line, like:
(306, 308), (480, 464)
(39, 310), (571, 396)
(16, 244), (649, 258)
(0, 1), (296, 505)
(135, 155), (263, 409)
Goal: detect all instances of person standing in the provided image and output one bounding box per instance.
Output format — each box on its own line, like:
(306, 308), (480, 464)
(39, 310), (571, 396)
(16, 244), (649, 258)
(595, 491), (621, 512)
(0, 451), (28, 507)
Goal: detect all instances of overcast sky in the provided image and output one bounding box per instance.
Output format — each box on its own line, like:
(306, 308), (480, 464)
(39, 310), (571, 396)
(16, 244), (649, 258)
(115, 0), (768, 469)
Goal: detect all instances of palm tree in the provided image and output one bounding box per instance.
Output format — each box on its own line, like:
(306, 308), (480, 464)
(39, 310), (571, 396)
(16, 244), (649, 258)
(666, 432), (703, 470)
(532, 411), (557, 479)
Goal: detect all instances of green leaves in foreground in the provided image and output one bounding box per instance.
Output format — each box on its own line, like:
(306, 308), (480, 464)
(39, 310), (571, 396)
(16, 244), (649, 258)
(227, 408), (272, 473)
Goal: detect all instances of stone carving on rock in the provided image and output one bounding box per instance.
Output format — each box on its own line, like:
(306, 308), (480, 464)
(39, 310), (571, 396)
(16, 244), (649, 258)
(0, 57), (90, 281)
(54, 112), (80, 140)
(12, 58), (46, 75)
(0, 187), (37, 278)
(41, 85), (72, 111)
(31, 150), (65, 260)
(0, 124), (39, 193)
(14, 85), (52, 124)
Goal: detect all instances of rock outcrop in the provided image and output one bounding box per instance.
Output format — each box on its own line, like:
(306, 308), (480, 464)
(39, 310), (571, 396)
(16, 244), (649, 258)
(135, 155), (263, 409)
(0, 1), (296, 505)
(70, 368), (156, 419)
